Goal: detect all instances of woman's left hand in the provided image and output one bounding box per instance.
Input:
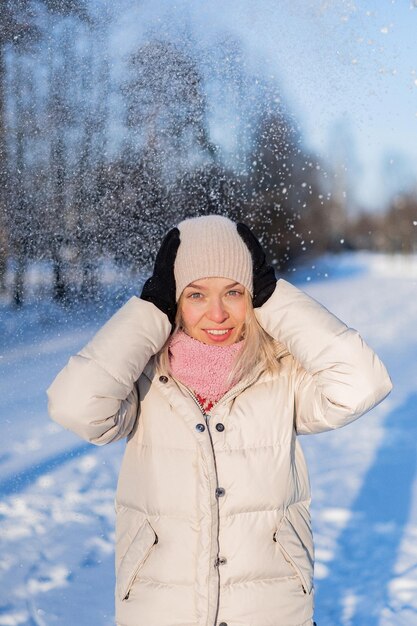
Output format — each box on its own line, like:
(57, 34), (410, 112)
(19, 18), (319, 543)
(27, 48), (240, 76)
(237, 222), (276, 307)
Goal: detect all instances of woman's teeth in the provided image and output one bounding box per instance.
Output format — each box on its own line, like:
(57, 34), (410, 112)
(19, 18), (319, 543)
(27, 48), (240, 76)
(206, 329), (230, 335)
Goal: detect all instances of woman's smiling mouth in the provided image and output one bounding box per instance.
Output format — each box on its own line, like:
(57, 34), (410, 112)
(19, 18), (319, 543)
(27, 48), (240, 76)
(203, 328), (234, 341)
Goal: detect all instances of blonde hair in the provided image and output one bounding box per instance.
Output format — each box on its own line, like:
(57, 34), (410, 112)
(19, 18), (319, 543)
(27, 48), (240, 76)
(156, 290), (286, 385)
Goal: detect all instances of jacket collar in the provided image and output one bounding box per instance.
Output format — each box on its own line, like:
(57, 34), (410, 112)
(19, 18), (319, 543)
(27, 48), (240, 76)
(142, 341), (290, 406)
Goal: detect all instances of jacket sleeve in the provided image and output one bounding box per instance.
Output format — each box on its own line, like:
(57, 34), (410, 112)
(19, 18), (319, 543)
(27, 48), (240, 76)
(255, 279), (393, 435)
(47, 297), (171, 445)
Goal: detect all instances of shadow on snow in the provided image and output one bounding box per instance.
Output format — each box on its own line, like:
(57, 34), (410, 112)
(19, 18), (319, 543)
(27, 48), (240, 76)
(0, 443), (93, 497)
(315, 393), (417, 625)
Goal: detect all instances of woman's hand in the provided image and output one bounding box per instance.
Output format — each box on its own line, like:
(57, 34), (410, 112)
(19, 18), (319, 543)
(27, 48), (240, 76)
(237, 223), (276, 307)
(141, 227), (181, 326)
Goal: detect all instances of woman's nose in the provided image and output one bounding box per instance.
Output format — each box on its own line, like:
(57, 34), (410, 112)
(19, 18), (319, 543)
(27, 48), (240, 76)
(207, 298), (228, 323)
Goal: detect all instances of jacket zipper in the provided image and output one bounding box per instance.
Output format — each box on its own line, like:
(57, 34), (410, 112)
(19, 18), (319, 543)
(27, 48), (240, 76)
(186, 391), (222, 626)
(173, 374), (263, 626)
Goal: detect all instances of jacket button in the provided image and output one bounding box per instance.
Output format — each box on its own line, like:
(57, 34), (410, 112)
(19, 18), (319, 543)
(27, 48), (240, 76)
(215, 423), (225, 432)
(215, 487), (225, 497)
(196, 423), (205, 432)
(159, 375), (168, 384)
(219, 622), (228, 625)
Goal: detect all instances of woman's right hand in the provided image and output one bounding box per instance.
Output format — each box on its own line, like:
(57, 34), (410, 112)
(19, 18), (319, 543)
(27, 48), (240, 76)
(140, 227), (181, 326)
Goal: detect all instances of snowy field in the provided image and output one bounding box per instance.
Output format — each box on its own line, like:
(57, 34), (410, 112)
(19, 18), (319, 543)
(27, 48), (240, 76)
(1, 252), (416, 626)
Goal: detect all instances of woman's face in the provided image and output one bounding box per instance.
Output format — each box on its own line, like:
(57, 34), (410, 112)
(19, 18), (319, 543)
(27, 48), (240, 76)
(179, 277), (247, 346)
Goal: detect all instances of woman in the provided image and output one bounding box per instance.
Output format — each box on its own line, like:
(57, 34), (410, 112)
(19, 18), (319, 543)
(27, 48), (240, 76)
(47, 215), (392, 626)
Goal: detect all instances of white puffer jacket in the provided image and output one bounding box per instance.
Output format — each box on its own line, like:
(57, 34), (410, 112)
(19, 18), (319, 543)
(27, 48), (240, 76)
(47, 279), (392, 626)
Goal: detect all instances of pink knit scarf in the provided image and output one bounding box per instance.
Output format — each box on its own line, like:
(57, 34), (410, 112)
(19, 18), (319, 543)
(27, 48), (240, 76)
(168, 330), (243, 405)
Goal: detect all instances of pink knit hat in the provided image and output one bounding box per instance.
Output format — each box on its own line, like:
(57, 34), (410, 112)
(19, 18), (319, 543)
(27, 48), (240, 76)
(174, 215), (253, 300)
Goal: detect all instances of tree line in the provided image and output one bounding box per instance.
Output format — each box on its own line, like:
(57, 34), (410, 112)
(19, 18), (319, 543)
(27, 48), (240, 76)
(0, 2), (415, 306)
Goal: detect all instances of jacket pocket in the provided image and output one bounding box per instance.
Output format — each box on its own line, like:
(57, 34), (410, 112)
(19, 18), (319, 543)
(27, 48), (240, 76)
(273, 515), (313, 594)
(117, 516), (158, 601)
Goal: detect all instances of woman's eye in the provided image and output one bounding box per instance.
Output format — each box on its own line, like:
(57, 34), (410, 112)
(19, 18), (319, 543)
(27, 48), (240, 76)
(227, 290), (243, 297)
(189, 292), (203, 299)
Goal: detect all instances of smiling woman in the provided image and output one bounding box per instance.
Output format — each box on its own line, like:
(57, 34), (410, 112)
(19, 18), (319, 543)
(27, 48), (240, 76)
(47, 214), (392, 626)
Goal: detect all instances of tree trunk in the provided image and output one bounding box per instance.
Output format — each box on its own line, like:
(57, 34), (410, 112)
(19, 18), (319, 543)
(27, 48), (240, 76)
(52, 250), (66, 302)
(13, 253), (25, 307)
(0, 46), (9, 293)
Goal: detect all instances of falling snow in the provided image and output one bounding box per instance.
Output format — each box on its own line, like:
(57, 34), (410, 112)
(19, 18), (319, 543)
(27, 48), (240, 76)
(1, 2), (417, 624)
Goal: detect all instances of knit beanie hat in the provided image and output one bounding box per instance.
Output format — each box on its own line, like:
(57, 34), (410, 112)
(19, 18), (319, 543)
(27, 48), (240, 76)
(174, 215), (253, 300)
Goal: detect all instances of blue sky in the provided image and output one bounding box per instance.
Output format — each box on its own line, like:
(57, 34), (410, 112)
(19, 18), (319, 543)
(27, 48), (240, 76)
(246, 0), (417, 211)
(112, 0), (417, 212)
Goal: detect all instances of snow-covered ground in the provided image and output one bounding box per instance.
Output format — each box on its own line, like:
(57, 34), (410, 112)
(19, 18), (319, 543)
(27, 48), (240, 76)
(0, 252), (416, 626)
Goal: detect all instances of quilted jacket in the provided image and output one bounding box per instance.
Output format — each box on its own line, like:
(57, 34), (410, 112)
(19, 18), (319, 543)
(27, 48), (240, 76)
(47, 279), (392, 626)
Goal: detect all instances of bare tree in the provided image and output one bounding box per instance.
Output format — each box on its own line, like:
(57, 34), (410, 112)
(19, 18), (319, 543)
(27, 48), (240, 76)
(72, 17), (111, 299)
(0, 2), (39, 299)
(124, 40), (216, 175)
(247, 89), (333, 269)
(0, 0), (90, 304)
(383, 193), (417, 253)
(8, 50), (41, 306)
(111, 39), (221, 270)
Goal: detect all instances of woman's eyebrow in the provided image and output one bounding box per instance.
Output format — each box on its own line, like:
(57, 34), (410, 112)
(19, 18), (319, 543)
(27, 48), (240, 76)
(185, 283), (207, 290)
(186, 281), (240, 290)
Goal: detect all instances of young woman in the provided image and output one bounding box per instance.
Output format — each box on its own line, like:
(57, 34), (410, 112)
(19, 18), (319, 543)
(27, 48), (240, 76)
(47, 215), (392, 626)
